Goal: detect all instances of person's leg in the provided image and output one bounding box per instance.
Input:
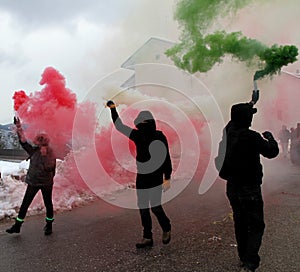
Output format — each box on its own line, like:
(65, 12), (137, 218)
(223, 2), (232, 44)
(242, 194), (265, 271)
(41, 185), (54, 235)
(149, 186), (171, 233)
(138, 208), (152, 239)
(41, 185), (54, 220)
(136, 189), (153, 247)
(18, 185), (39, 220)
(227, 193), (248, 263)
(137, 189), (152, 239)
(6, 185), (39, 234)
(149, 185), (171, 244)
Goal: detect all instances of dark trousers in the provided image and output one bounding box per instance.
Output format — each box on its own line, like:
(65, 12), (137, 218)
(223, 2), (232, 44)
(137, 185), (171, 239)
(226, 183), (265, 271)
(18, 184), (54, 220)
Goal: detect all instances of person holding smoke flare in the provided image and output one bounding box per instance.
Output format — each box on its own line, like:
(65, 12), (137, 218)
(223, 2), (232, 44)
(107, 100), (172, 248)
(6, 117), (56, 236)
(215, 91), (279, 272)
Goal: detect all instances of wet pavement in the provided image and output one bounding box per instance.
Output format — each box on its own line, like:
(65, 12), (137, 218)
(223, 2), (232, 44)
(0, 157), (299, 272)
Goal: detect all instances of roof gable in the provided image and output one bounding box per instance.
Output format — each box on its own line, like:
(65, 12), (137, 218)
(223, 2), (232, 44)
(121, 37), (175, 70)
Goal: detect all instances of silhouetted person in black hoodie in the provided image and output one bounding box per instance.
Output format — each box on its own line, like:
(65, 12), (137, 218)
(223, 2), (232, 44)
(107, 101), (172, 248)
(215, 91), (279, 272)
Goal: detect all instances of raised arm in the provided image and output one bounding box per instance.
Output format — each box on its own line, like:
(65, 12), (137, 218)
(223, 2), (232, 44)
(14, 117), (36, 155)
(14, 117), (26, 143)
(106, 100), (135, 139)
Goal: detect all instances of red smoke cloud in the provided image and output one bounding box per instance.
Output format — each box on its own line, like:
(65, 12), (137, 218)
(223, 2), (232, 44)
(12, 66), (210, 200)
(38, 67), (76, 109)
(13, 67), (79, 159)
(13, 90), (29, 111)
(93, 105), (209, 187)
(12, 67), (104, 192)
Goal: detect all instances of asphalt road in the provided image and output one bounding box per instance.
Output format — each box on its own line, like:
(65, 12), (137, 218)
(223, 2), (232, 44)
(0, 156), (299, 272)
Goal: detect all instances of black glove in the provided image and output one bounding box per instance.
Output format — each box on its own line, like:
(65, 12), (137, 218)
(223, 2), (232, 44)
(262, 131), (274, 140)
(14, 116), (21, 128)
(106, 100), (115, 109)
(250, 90), (259, 105)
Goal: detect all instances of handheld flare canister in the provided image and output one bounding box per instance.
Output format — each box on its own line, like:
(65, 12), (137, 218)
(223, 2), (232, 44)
(251, 80), (259, 105)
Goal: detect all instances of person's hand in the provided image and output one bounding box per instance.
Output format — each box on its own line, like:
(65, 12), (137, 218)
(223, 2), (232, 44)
(40, 146), (48, 156)
(162, 179), (171, 192)
(262, 131), (274, 140)
(106, 100), (116, 109)
(250, 90), (259, 105)
(14, 116), (21, 128)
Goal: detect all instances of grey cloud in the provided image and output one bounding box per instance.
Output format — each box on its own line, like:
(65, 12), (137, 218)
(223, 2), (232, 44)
(0, 0), (139, 29)
(0, 49), (27, 67)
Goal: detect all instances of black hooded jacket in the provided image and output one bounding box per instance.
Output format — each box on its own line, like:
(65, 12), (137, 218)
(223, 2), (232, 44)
(110, 108), (172, 189)
(215, 103), (279, 187)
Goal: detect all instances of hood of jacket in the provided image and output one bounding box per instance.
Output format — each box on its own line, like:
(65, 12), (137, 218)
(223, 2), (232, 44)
(134, 111), (156, 132)
(230, 103), (257, 128)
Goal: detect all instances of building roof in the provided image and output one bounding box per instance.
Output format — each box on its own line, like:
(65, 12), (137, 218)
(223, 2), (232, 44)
(121, 37), (175, 70)
(282, 70), (300, 79)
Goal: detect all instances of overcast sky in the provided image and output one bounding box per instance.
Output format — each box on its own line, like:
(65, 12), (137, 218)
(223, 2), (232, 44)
(0, 0), (299, 124)
(0, 0), (178, 123)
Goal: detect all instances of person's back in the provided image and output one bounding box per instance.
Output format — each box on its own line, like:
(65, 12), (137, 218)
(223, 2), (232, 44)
(133, 129), (171, 185)
(109, 108), (172, 189)
(223, 121), (278, 186)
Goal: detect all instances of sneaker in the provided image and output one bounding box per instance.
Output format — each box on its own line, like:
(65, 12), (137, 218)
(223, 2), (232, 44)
(136, 238), (153, 248)
(162, 231), (171, 244)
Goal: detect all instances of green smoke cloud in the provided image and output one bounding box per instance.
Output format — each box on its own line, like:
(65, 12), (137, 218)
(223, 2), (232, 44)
(166, 0), (298, 80)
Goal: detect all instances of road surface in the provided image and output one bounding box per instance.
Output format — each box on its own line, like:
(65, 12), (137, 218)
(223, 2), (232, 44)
(0, 157), (299, 272)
